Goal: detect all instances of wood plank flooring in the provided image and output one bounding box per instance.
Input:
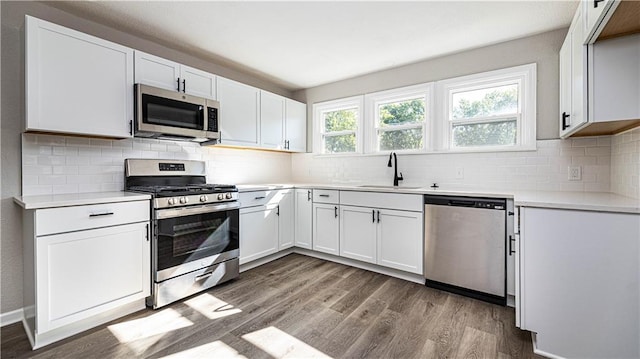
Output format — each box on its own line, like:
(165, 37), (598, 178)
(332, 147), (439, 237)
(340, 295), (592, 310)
(1, 254), (543, 359)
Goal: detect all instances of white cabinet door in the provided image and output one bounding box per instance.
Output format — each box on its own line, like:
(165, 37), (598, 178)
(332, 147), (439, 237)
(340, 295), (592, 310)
(583, 0), (617, 43)
(217, 77), (260, 146)
(239, 206), (279, 264)
(277, 190), (294, 250)
(285, 99), (307, 152)
(339, 206), (376, 264)
(377, 209), (423, 274)
(260, 91), (285, 149)
(181, 65), (216, 100)
(134, 51), (181, 92)
(520, 207), (639, 358)
(312, 203), (340, 255)
(560, 8), (588, 138)
(294, 189), (313, 249)
(26, 16), (133, 138)
(36, 222), (150, 332)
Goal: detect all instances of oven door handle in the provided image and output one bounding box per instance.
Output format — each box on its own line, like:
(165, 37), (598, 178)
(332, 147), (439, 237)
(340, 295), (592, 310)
(156, 202), (240, 219)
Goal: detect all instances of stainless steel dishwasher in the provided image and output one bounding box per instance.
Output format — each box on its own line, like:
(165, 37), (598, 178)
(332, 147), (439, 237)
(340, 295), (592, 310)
(424, 195), (507, 305)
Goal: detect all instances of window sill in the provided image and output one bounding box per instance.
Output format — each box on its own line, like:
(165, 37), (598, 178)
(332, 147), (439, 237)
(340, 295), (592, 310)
(312, 145), (538, 158)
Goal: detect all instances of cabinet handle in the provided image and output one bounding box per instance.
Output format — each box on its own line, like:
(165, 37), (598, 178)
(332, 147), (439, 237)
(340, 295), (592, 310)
(145, 223), (149, 241)
(509, 235), (516, 255)
(276, 205), (280, 216)
(319, 194), (330, 198)
(334, 206), (338, 218)
(177, 77), (181, 92)
(182, 79), (186, 93)
(89, 212), (114, 217)
(254, 196), (266, 200)
(594, 0), (604, 8)
(307, 190), (311, 201)
(377, 210), (380, 223)
(129, 120), (133, 136)
(562, 112), (570, 130)
(372, 210), (375, 223)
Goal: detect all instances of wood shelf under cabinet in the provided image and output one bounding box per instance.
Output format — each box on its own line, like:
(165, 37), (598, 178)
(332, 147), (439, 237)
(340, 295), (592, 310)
(597, 0), (640, 42)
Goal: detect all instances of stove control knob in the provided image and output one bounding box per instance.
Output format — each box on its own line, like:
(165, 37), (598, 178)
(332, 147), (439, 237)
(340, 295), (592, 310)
(167, 198), (176, 206)
(217, 193), (225, 200)
(179, 197), (188, 204)
(225, 193), (233, 199)
(200, 195), (208, 202)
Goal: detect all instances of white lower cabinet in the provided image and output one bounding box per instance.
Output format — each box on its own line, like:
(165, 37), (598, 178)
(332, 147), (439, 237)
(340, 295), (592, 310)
(377, 209), (422, 274)
(21, 199), (150, 349)
(36, 223), (149, 333)
(312, 203), (340, 255)
(239, 189), (294, 264)
(294, 189), (313, 249)
(517, 206), (639, 359)
(239, 205), (278, 264)
(339, 206), (377, 263)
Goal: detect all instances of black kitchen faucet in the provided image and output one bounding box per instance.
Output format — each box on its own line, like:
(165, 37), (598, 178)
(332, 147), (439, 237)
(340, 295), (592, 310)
(387, 152), (404, 186)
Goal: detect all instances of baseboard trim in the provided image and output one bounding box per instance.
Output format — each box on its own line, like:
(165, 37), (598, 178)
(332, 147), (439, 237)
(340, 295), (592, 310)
(1, 308), (24, 327)
(531, 333), (566, 359)
(239, 248), (295, 273)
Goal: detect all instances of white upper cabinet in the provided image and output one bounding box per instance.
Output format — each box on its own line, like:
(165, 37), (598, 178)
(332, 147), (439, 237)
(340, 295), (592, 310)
(25, 16), (133, 138)
(559, 7), (588, 138)
(583, 0), (618, 44)
(285, 99), (307, 152)
(260, 90), (286, 149)
(217, 77), (260, 146)
(134, 51), (216, 99)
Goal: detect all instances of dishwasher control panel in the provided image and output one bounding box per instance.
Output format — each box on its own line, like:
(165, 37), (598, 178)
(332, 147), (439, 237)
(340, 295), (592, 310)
(424, 195), (506, 210)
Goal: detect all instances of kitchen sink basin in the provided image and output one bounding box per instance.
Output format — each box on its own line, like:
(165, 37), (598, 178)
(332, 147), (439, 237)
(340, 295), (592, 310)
(358, 185), (422, 189)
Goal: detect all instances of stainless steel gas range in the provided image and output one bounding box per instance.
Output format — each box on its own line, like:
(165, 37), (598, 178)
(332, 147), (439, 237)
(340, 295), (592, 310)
(125, 159), (239, 309)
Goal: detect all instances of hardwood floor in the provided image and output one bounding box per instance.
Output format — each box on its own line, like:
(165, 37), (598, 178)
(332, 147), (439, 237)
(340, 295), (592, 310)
(1, 254), (543, 358)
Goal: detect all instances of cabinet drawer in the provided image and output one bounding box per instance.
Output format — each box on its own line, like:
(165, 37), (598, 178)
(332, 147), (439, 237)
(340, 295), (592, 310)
(240, 190), (274, 208)
(340, 191), (422, 212)
(36, 200), (150, 236)
(313, 189), (339, 204)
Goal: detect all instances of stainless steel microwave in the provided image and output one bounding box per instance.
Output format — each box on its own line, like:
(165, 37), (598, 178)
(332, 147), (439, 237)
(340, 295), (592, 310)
(134, 84), (220, 144)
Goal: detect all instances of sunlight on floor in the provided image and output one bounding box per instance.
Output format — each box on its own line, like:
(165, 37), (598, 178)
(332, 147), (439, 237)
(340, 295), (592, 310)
(107, 308), (193, 354)
(184, 293), (242, 320)
(242, 326), (333, 359)
(159, 340), (248, 359)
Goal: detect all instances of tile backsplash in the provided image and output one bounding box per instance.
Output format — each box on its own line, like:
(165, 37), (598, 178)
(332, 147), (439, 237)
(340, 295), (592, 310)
(21, 131), (639, 199)
(291, 137), (613, 193)
(611, 128), (640, 199)
(21, 134), (292, 196)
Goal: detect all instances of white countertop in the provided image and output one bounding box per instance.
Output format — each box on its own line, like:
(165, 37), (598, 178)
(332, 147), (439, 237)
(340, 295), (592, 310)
(14, 191), (152, 210)
(237, 183), (640, 214)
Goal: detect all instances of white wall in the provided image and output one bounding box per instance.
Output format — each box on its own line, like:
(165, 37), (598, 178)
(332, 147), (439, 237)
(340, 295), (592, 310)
(611, 128), (640, 199)
(292, 137), (611, 192)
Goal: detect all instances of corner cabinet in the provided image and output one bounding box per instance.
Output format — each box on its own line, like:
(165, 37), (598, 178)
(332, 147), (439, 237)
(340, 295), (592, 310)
(294, 189), (313, 249)
(559, 2), (640, 138)
(260, 91), (286, 149)
(285, 99), (307, 152)
(134, 51), (217, 100)
(516, 206), (639, 358)
(21, 199), (151, 349)
(25, 16), (133, 138)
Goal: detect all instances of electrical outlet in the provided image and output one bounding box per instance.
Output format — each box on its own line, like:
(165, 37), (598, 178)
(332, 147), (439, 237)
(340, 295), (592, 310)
(455, 167), (464, 179)
(568, 166), (582, 181)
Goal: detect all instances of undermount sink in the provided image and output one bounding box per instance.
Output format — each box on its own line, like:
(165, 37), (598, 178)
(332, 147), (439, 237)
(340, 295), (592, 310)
(358, 185), (421, 189)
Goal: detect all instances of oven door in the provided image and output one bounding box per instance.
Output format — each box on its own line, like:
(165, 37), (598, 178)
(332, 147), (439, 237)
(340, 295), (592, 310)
(154, 202), (239, 282)
(135, 84), (209, 139)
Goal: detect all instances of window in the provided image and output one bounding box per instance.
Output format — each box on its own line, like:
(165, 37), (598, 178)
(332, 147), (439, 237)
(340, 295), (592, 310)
(313, 96), (363, 154)
(439, 64), (536, 151)
(365, 84), (431, 152)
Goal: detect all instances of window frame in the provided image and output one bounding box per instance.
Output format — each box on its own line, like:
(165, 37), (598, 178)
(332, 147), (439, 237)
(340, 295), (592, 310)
(364, 83), (433, 153)
(437, 63), (537, 152)
(313, 96), (364, 155)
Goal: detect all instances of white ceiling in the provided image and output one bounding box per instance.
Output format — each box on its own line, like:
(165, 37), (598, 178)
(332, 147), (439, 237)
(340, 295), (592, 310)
(52, 1), (578, 91)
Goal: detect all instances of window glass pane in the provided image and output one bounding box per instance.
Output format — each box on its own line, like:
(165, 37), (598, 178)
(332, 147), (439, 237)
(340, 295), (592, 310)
(379, 128), (423, 151)
(324, 108), (357, 132)
(378, 98), (425, 127)
(452, 119), (517, 147)
(324, 134), (356, 153)
(452, 84), (518, 120)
